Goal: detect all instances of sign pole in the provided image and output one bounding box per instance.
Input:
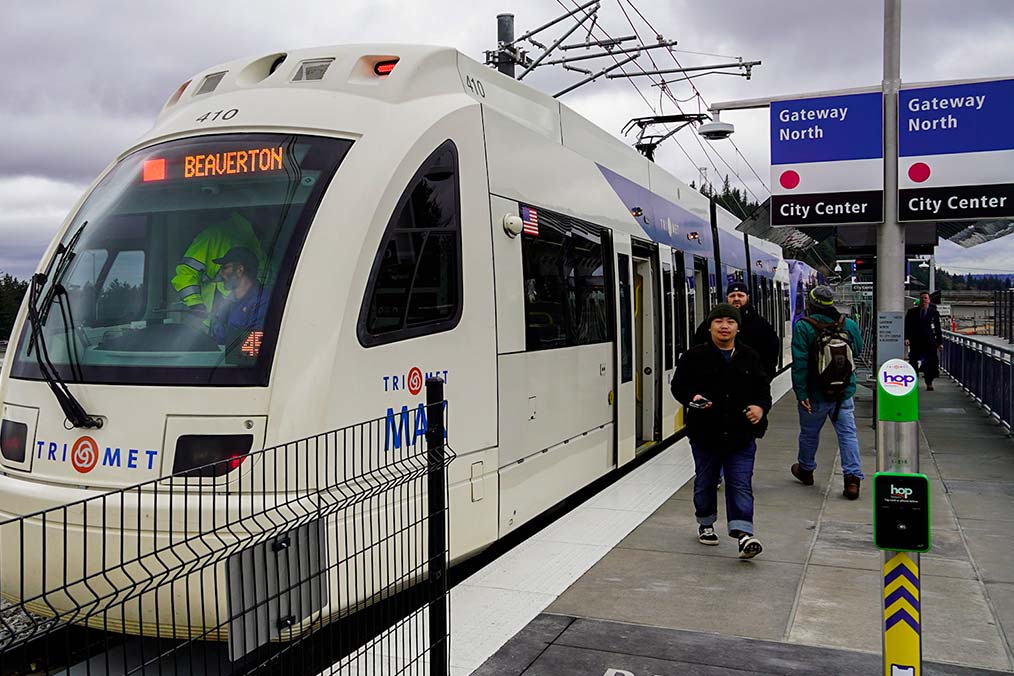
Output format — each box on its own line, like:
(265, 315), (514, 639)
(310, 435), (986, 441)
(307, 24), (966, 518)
(877, 0), (906, 365)
(878, 3), (921, 676)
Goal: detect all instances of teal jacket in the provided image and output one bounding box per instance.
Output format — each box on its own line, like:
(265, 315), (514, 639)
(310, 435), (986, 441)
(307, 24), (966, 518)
(791, 310), (864, 403)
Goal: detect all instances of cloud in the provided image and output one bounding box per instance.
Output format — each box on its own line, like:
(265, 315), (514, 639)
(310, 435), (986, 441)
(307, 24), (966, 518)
(936, 237), (1014, 275)
(0, 176), (86, 278)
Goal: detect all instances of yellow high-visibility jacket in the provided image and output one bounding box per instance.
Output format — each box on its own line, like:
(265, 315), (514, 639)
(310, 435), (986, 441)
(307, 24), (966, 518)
(171, 213), (267, 312)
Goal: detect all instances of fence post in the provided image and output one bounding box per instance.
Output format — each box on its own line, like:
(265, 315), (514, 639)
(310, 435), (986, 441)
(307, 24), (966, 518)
(1008, 290), (1013, 342)
(425, 377), (448, 676)
(995, 291), (999, 336)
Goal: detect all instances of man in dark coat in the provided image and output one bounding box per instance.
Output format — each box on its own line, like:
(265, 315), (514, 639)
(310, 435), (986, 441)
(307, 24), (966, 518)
(905, 291), (943, 391)
(672, 303), (772, 559)
(694, 281), (781, 381)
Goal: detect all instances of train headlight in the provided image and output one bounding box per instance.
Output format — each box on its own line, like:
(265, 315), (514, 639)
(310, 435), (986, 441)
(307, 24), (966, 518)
(172, 434), (254, 477)
(0, 420), (28, 463)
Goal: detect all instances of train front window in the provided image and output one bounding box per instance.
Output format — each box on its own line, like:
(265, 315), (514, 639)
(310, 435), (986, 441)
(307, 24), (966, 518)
(12, 133), (352, 386)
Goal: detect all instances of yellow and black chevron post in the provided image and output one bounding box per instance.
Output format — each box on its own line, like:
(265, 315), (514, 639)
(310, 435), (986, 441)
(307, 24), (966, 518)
(883, 552), (921, 675)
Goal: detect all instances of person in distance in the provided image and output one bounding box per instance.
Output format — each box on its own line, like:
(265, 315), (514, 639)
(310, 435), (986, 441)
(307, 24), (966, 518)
(672, 303), (771, 560)
(905, 291), (943, 391)
(693, 281), (781, 382)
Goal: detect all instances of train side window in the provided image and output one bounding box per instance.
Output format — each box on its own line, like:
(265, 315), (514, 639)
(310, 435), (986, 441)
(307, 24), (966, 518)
(521, 210), (608, 351)
(359, 141), (462, 346)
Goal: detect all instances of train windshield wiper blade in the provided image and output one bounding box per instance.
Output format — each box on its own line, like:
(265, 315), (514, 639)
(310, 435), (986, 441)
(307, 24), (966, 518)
(27, 222), (102, 429)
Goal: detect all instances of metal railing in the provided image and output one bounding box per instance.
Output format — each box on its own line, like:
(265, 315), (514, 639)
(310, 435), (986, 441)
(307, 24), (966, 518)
(942, 331), (1014, 433)
(0, 378), (453, 676)
(994, 290), (1014, 343)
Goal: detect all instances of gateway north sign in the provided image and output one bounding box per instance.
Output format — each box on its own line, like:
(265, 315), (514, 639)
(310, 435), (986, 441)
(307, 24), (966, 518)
(899, 79), (1014, 222)
(770, 92), (884, 227)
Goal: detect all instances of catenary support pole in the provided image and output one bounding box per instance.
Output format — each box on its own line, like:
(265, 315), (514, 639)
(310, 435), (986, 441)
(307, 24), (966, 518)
(497, 14), (515, 78)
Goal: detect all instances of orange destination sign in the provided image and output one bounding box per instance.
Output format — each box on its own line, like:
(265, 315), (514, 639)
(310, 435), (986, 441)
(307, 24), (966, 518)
(183, 147), (284, 178)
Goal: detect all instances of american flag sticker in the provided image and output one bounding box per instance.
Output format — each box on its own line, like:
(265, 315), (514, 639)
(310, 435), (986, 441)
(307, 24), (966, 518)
(520, 206), (539, 236)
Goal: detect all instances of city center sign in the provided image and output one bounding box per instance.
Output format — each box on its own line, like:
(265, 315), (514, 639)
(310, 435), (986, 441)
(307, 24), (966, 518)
(899, 78), (1014, 222)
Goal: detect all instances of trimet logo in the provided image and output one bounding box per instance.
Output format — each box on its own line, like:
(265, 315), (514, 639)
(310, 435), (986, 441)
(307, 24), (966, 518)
(891, 485), (914, 499)
(37, 436), (159, 473)
(383, 367), (449, 396)
(71, 436), (100, 474)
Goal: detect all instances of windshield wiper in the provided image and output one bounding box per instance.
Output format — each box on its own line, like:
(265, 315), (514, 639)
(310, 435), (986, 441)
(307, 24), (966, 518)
(27, 222), (103, 430)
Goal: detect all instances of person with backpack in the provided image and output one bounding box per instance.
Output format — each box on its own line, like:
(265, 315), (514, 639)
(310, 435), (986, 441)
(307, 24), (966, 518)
(790, 286), (865, 500)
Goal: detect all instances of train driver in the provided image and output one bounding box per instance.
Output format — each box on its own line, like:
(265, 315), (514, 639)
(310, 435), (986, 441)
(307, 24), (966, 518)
(171, 212), (267, 322)
(208, 247), (272, 346)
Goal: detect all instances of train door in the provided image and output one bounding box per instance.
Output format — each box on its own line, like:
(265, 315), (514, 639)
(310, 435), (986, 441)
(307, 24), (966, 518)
(775, 281), (786, 369)
(673, 252), (688, 355)
(611, 233), (636, 467)
(693, 257), (708, 332)
(633, 242), (658, 447)
(659, 246), (676, 439)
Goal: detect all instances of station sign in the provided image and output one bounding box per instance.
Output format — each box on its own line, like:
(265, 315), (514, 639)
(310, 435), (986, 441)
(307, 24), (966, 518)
(770, 92), (884, 227)
(899, 79), (1014, 222)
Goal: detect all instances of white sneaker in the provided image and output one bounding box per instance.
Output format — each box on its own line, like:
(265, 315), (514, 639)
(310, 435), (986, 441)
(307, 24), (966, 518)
(698, 526), (720, 546)
(738, 535), (763, 559)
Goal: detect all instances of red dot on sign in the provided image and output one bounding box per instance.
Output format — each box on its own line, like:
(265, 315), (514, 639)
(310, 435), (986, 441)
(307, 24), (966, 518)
(908, 162), (931, 183)
(779, 170), (800, 190)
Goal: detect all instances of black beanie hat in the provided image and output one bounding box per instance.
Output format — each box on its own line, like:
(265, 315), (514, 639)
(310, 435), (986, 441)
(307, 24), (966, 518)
(708, 303), (741, 326)
(726, 281), (750, 296)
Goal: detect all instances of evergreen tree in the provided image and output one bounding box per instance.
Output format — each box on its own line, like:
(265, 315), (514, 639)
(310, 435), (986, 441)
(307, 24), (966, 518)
(0, 272), (29, 341)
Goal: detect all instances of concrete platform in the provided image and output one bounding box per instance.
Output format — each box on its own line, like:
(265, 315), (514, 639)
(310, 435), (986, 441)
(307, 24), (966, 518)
(470, 375), (1014, 674)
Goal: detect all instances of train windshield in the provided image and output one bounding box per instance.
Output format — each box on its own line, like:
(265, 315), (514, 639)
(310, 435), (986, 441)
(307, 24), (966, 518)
(11, 133), (352, 386)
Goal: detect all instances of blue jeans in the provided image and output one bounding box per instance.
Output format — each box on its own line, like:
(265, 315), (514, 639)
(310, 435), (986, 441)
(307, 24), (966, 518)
(797, 398), (864, 478)
(690, 439), (757, 536)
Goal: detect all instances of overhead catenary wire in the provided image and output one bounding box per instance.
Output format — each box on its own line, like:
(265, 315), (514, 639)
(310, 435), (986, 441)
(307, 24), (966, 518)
(622, 0), (771, 196)
(609, 0), (758, 215)
(617, 0), (765, 208)
(552, 0), (725, 204)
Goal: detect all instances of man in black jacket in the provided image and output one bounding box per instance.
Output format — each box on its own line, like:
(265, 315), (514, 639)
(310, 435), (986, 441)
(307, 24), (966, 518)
(694, 281), (781, 381)
(905, 291), (943, 391)
(672, 303), (772, 559)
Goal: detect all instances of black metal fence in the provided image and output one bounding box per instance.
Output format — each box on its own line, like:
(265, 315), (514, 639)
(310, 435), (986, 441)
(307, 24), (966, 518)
(994, 290), (1014, 343)
(942, 332), (1014, 433)
(1, 379), (453, 676)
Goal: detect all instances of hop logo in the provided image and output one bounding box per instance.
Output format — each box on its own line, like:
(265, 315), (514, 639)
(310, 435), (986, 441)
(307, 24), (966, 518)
(71, 436), (100, 474)
(407, 367), (424, 396)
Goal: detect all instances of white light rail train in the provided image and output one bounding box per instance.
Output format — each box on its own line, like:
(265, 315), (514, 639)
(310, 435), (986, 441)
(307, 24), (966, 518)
(0, 45), (804, 638)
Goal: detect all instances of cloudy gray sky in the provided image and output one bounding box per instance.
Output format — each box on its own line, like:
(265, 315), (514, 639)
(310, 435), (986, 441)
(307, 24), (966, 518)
(2, 0), (1013, 278)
